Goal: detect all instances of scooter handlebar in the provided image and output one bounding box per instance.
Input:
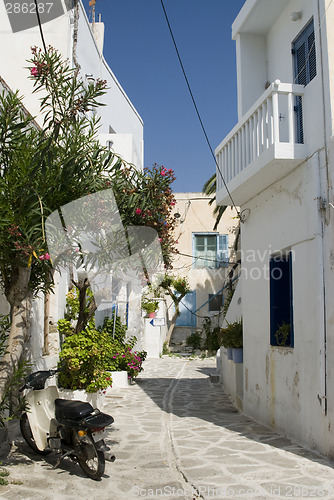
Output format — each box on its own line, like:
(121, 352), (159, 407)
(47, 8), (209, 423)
(19, 368), (59, 392)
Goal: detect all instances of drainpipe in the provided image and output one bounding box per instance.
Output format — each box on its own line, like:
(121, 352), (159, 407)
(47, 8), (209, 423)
(317, 152), (328, 415)
(316, 0), (331, 415)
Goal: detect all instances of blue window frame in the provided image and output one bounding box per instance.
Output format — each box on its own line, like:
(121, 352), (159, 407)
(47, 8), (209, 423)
(270, 253), (294, 347)
(192, 233), (228, 269)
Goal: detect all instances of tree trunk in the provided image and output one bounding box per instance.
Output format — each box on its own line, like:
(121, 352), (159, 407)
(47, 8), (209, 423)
(165, 309), (179, 347)
(165, 291), (186, 348)
(0, 266), (32, 404)
(73, 278), (97, 334)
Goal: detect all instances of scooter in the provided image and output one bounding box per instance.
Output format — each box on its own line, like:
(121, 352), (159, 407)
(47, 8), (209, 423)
(19, 369), (115, 480)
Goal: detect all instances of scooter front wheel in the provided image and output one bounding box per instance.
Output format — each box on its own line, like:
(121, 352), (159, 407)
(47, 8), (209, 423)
(20, 413), (51, 455)
(77, 433), (105, 480)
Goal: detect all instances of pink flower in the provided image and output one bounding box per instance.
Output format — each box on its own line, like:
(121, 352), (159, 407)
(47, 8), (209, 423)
(158, 238), (162, 243)
(171, 201), (175, 206)
(161, 170), (166, 176)
(30, 67), (38, 77)
(135, 208), (142, 215)
(39, 253), (51, 261)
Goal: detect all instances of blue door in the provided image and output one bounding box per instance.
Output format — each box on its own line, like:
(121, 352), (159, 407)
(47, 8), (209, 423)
(175, 291), (196, 327)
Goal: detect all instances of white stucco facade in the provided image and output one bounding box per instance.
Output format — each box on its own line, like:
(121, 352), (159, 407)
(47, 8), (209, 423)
(0, 0), (143, 168)
(216, 0), (334, 457)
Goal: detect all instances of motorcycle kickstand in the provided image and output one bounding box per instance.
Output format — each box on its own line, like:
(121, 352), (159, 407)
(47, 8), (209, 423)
(53, 450), (73, 469)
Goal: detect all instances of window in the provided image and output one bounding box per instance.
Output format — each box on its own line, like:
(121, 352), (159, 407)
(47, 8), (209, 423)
(293, 19), (316, 86)
(270, 253), (294, 347)
(208, 294), (223, 312)
(293, 19), (316, 143)
(193, 233), (228, 269)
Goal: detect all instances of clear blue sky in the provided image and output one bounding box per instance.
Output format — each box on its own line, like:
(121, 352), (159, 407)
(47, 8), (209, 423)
(82, 0), (245, 193)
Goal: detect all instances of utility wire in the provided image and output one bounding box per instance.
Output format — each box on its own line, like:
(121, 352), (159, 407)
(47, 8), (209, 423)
(34, 0), (47, 53)
(160, 0), (241, 220)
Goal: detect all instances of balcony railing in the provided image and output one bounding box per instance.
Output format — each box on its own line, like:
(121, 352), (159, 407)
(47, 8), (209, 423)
(215, 80), (306, 206)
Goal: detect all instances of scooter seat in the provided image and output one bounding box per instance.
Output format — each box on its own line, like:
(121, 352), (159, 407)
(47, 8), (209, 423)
(55, 399), (94, 420)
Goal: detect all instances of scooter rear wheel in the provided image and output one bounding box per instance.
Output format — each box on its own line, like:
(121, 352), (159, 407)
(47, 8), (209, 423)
(20, 413), (51, 455)
(77, 433), (105, 480)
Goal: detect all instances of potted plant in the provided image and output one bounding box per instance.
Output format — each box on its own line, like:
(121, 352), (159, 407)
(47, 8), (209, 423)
(219, 326), (234, 359)
(219, 319), (243, 363)
(275, 321), (290, 346)
(141, 298), (159, 318)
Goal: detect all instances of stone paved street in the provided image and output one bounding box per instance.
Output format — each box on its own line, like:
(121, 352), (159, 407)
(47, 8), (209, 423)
(1, 356), (334, 499)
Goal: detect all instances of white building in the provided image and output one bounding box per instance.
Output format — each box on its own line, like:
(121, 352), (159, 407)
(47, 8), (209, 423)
(0, 0), (143, 168)
(0, 1), (145, 366)
(169, 193), (238, 348)
(216, 0), (334, 457)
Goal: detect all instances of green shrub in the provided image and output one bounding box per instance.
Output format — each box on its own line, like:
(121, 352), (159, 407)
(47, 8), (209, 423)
(275, 322), (290, 346)
(202, 317), (221, 351)
(186, 332), (202, 351)
(219, 319), (243, 348)
(58, 314), (146, 392)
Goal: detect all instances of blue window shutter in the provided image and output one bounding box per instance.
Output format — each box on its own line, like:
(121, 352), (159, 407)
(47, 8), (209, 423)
(293, 19), (316, 86)
(293, 20), (316, 144)
(217, 234), (228, 267)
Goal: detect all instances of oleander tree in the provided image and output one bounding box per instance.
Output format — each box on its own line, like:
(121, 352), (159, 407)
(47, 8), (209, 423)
(0, 47), (177, 407)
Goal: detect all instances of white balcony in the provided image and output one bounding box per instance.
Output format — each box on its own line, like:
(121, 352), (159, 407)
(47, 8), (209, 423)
(215, 81), (307, 207)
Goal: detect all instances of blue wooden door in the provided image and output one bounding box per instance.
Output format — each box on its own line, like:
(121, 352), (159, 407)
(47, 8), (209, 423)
(175, 291), (196, 327)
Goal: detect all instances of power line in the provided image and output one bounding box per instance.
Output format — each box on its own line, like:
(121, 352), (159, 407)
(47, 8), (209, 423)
(160, 0), (241, 220)
(175, 250), (235, 267)
(34, 0), (47, 53)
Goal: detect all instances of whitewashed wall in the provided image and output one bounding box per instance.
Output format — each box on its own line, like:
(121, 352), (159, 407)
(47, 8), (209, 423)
(224, 0), (334, 457)
(0, 0), (143, 169)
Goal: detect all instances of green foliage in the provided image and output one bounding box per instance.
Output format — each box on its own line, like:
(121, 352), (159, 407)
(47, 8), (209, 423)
(108, 349), (147, 379)
(101, 315), (127, 344)
(141, 283), (161, 314)
(109, 164), (177, 269)
(202, 317), (221, 352)
(57, 319), (73, 338)
(162, 342), (169, 355)
(275, 322), (290, 347)
(141, 299), (159, 314)
(159, 274), (190, 315)
(172, 276), (190, 295)
(219, 319), (243, 349)
(57, 289), (146, 391)
(222, 290), (234, 317)
(58, 324), (113, 392)
(186, 332), (202, 351)
(0, 465), (10, 486)
(0, 48), (116, 304)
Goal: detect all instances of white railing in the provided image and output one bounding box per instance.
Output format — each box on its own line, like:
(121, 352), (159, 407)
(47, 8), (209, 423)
(215, 81), (305, 190)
